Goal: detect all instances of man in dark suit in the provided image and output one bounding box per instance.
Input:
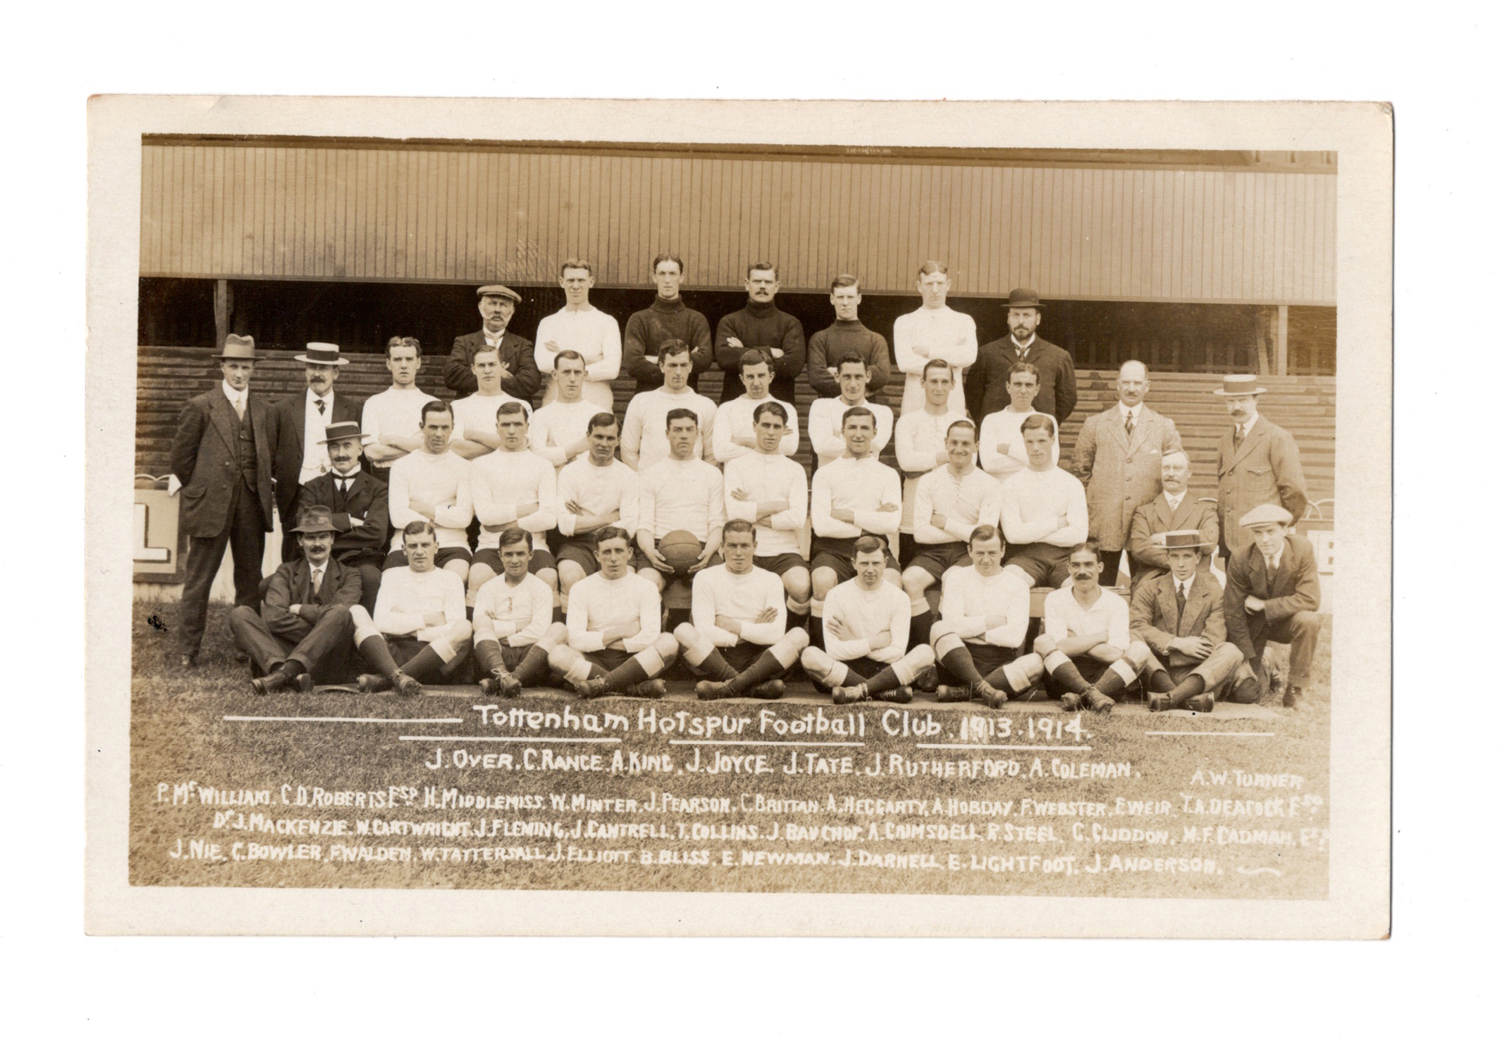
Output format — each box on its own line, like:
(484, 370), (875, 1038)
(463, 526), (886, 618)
(445, 284), (542, 401)
(1214, 374), (1309, 560)
(297, 421), (389, 614)
(964, 288), (1078, 426)
(1127, 451), (1220, 592)
(1223, 504), (1322, 709)
(1130, 530), (1253, 713)
(265, 343), (362, 562)
(168, 335), (275, 667)
(228, 506), (362, 695)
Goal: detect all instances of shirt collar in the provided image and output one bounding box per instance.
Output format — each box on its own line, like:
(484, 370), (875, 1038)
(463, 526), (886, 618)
(1011, 333), (1037, 351)
(1261, 546), (1284, 570)
(334, 466), (361, 481)
(1176, 573), (1195, 597)
(1237, 414), (1259, 437)
(307, 388), (332, 404)
(221, 381), (245, 403)
(1164, 488), (1186, 508)
(1118, 402), (1142, 421)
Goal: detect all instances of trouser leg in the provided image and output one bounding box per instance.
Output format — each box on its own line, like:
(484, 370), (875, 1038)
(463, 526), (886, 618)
(178, 525), (233, 657)
(227, 605), (294, 675)
(356, 564), (383, 615)
(1274, 611), (1322, 687)
(229, 486), (268, 610)
(286, 606), (354, 679)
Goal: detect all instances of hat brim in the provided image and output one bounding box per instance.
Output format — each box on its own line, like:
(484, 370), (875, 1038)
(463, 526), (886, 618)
(317, 434), (368, 445)
(1213, 388), (1265, 396)
(1002, 301), (1045, 310)
(294, 354), (351, 366)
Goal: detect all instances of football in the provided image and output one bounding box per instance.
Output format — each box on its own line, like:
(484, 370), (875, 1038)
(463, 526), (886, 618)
(658, 530), (704, 574)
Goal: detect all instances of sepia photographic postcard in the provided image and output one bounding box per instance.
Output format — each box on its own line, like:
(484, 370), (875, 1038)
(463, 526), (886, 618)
(85, 96), (1391, 937)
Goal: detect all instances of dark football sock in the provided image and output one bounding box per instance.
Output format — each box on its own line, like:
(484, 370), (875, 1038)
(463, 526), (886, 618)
(512, 645), (553, 686)
(723, 649), (786, 695)
(692, 648), (738, 683)
(357, 634), (402, 681)
(400, 645), (448, 683)
(473, 641), (506, 677)
(938, 645), (985, 687)
(1044, 656), (1093, 695)
(603, 656), (650, 692)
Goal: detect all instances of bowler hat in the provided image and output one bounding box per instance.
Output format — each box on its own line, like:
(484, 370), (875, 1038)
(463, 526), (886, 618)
(318, 421), (365, 445)
(1152, 529), (1213, 550)
(215, 334), (256, 360)
(295, 342), (350, 366)
(1002, 288), (1045, 310)
(1239, 503), (1294, 528)
(291, 505), (340, 534)
(1212, 374), (1265, 396)
(477, 284), (522, 304)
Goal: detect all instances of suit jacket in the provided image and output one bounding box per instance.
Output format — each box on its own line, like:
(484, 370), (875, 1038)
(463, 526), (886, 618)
(965, 336), (1078, 424)
(1126, 492), (1219, 592)
(1216, 415), (1309, 556)
(260, 557), (363, 643)
(1223, 535), (1321, 661)
(445, 329), (542, 401)
(299, 469), (390, 566)
(265, 391), (364, 527)
(1073, 404), (1183, 550)
(1130, 570), (1229, 670)
(169, 386), (274, 537)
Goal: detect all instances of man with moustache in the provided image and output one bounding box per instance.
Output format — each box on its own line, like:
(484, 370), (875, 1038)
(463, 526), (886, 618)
(228, 506), (361, 695)
(806, 274), (891, 399)
(533, 259), (622, 409)
(807, 354), (894, 469)
(471, 528), (567, 696)
(384, 401), (473, 584)
(978, 362), (1058, 481)
(965, 288), (1078, 425)
(714, 262), (806, 405)
(622, 253), (713, 392)
(620, 340), (718, 470)
(633, 409), (725, 591)
(1214, 374), (1309, 561)
(1223, 504), (1322, 709)
(711, 350), (800, 463)
(799, 538), (937, 706)
(1127, 450), (1219, 593)
(1073, 360), (1184, 585)
(466, 401), (559, 606)
(168, 334), (274, 667)
(361, 336), (440, 477)
(445, 284), (542, 402)
(894, 360), (967, 557)
(892, 260), (978, 417)
(674, 520), (811, 701)
(554, 414), (638, 607)
(530, 351), (607, 471)
(265, 342), (362, 562)
(723, 401), (811, 619)
(297, 421), (389, 614)
(997, 414), (1089, 589)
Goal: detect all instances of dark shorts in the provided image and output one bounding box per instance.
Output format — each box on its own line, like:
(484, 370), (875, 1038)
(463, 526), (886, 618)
(633, 548), (722, 577)
(1002, 542), (1072, 587)
(810, 536), (898, 582)
(721, 641), (770, 672)
(755, 552), (809, 577)
(830, 655), (887, 684)
(1041, 654), (1113, 693)
(385, 635), (429, 667)
(472, 547), (557, 575)
(906, 542), (970, 581)
(556, 536), (600, 574)
(937, 641), (1021, 684)
(383, 546), (472, 571)
(582, 648), (632, 674)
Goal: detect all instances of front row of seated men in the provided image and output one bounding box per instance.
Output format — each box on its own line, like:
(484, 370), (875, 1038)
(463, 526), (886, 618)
(235, 496), (1317, 711)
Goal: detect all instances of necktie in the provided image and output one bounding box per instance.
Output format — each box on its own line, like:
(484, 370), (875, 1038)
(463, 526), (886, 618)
(1266, 558), (1279, 589)
(233, 395), (245, 420)
(311, 568), (324, 594)
(1175, 583), (1187, 632)
(1233, 425), (1244, 451)
(315, 398), (326, 415)
(1125, 412), (1135, 439)
(335, 478), (349, 510)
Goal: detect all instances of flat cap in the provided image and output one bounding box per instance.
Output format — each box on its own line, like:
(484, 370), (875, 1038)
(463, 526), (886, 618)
(1239, 503), (1294, 528)
(477, 284), (522, 303)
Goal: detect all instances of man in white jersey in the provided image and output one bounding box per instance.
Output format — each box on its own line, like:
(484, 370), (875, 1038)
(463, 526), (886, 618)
(929, 525), (1045, 707)
(467, 401), (559, 606)
(894, 359), (966, 556)
(349, 521), (473, 697)
(711, 349), (800, 463)
(555, 413), (638, 604)
(902, 419), (1003, 650)
(800, 537), (936, 705)
(384, 401), (473, 583)
(633, 409), (725, 591)
(978, 362), (1058, 480)
(529, 351), (603, 470)
(807, 354), (894, 468)
(471, 528), (570, 696)
(674, 521), (811, 701)
(1034, 541), (1152, 714)
(361, 337), (439, 476)
(892, 260), (978, 417)
(723, 401), (811, 618)
(998, 414), (1088, 589)
(621, 340), (718, 470)
(544, 527), (680, 699)
(534, 259), (622, 409)
(450, 345), (533, 459)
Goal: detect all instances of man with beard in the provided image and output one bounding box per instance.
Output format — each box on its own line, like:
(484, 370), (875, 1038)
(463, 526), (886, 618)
(297, 421), (389, 613)
(533, 259), (621, 409)
(1127, 450), (1218, 593)
(622, 253), (713, 392)
(714, 262), (806, 405)
(471, 528), (567, 696)
(1214, 374), (1309, 561)
(445, 284), (542, 402)
(892, 260), (978, 416)
(806, 274), (891, 399)
(1033, 542), (1152, 715)
(965, 288), (1077, 425)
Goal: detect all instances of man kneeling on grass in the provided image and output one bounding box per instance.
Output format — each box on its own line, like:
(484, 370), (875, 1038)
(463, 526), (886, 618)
(348, 520), (473, 696)
(471, 528), (566, 696)
(543, 526), (679, 699)
(1034, 541), (1152, 715)
(674, 519), (810, 701)
(800, 536), (936, 705)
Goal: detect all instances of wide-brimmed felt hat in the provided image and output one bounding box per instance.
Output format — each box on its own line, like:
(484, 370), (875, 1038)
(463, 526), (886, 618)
(1212, 374), (1265, 396)
(318, 421), (366, 445)
(1002, 288), (1045, 310)
(295, 342), (350, 366)
(477, 284), (522, 303)
(291, 505), (339, 534)
(1152, 529), (1213, 550)
(215, 334), (256, 360)
(1240, 503), (1294, 528)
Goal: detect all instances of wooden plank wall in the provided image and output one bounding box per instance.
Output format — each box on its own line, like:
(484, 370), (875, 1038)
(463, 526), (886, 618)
(140, 144), (1336, 305)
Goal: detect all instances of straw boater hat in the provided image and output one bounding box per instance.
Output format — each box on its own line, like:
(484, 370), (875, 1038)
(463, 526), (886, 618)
(294, 342), (350, 366)
(477, 284), (522, 303)
(317, 420), (366, 445)
(1002, 288), (1045, 310)
(1212, 374), (1265, 396)
(1239, 503), (1294, 528)
(290, 504), (339, 534)
(214, 334), (256, 360)
(1151, 529), (1214, 550)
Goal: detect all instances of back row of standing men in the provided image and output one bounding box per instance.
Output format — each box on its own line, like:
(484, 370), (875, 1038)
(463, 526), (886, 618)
(172, 254), (1318, 711)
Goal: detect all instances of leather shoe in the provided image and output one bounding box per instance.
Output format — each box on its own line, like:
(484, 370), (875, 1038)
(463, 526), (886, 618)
(296, 674), (316, 694)
(250, 667), (294, 696)
(1082, 687), (1115, 715)
(393, 672), (423, 698)
(975, 681), (1008, 709)
(934, 684), (972, 703)
(874, 685), (913, 704)
(633, 679), (667, 699)
(750, 679), (785, 700)
(1147, 693), (1170, 712)
(831, 684), (866, 705)
(696, 680), (729, 700)
(1058, 692), (1083, 712)
(1283, 685), (1302, 709)
(1184, 691), (1216, 713)
(912, 667), (940, 693)
(357, 673), (394, 694)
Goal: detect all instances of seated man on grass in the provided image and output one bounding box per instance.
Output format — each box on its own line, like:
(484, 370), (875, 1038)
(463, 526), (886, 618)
(472, 528), (568, 697)
(1033, 541), (1152, 715)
